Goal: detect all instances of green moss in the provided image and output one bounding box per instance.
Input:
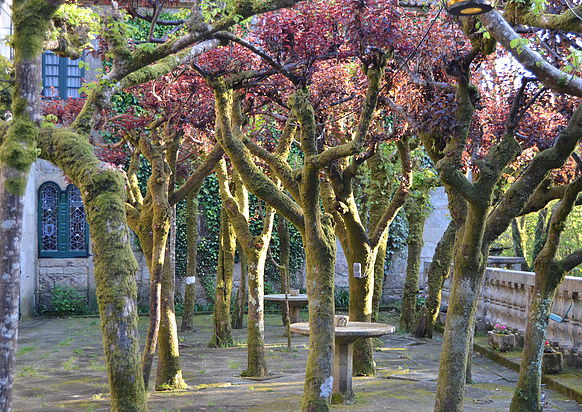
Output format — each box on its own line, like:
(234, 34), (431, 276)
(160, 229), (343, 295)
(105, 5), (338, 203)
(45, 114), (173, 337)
(12, 0), (59, 61)
(0, 118), (38, 194)
(38, 127), (146, 411)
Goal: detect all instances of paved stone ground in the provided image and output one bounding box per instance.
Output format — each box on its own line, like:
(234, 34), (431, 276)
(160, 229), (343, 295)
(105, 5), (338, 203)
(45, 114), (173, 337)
(12, 311), (582, 411)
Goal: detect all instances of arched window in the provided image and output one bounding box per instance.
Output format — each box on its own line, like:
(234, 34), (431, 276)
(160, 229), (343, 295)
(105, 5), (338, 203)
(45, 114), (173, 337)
(38, 182), (89, 258)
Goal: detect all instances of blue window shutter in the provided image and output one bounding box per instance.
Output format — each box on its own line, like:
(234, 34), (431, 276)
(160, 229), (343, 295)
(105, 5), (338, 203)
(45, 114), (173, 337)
(42, 51), (86, 99)
(42, 52), (61, 98)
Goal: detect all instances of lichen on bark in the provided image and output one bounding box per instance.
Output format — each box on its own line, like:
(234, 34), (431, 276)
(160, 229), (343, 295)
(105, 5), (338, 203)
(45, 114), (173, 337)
(209, 206), (236, 348)
(181, 187), (200, 332)
(38, 127), (147, 411)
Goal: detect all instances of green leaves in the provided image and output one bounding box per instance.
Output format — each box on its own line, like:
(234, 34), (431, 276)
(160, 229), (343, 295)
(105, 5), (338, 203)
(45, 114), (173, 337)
(509, 37), (529, 55)
(563, 47), (582, 74)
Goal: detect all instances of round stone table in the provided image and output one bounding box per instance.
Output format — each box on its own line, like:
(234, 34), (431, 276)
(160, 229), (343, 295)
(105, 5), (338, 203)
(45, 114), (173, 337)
(290, 321), (395, 404)
(264, 294), (308, 324)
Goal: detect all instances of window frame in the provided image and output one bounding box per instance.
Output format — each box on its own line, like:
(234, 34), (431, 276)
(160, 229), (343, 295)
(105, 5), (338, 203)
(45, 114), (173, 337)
(41, 51), (86, 100)
(38, 182), (90, 258)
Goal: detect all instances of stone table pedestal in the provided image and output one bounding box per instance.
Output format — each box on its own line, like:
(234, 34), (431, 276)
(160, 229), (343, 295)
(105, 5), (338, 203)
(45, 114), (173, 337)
(290, 321), (395, 404)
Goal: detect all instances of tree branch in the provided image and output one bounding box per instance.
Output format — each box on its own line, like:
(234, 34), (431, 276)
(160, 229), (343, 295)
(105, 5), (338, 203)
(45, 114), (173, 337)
(480, 10), (582, 97)
(311, 53), (387, 168)
(504, 4), (582, 33)
(169, 144), (224, 205)
(485, 103), (582, 244)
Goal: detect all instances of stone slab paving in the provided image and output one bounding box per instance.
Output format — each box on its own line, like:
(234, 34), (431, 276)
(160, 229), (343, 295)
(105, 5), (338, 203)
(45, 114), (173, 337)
(11, 312), (582, 411)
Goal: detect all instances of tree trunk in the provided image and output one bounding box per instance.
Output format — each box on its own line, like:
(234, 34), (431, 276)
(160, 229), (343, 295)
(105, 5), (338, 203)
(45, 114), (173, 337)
(400, 199), (428, 332)
(510, 177), (582, 411)
(155, 208), (187, 390)
(301, 217), (336, 410)
(181, 187), (200, 332)
(0, 2), (61, 409)
(231, 172), (249, 330)
(138, 167), (171, 389)
(232, 244), (248, 329)
(215, 157), (274, 378)
(340, 195), (377, 377)
(39, 128), (147, 411)
(512, 217), (530, 271)
(510, 285), (554, 412)
(371, 234), (388, 322)
(369, 153), (391, 322)
(278, 217), (291, 326)
(242, 253), (269, 377)
(291, 88), (337, 411)
(434, 206), (488, 412)
(231, 243), (248, 329)
(417, 220), (456, 338)
(532, 208), (548, 264)
(210, 208), (236, 347)
(0, 171), (25, 412)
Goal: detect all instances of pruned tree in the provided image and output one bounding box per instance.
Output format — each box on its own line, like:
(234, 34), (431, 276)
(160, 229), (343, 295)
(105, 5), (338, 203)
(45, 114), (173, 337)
(510, 172), (582, 412)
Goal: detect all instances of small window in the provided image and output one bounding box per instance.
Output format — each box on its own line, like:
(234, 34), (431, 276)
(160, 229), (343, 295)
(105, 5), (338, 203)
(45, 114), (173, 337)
(42, 51), (85, 99)
(38, 182), (89, 258)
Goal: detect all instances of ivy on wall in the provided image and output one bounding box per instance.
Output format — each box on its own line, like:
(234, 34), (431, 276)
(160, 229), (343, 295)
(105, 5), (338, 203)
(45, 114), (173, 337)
(192, 176), (305, 302)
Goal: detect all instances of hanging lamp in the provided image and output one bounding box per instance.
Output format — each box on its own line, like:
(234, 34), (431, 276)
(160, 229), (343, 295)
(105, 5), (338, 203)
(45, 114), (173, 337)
(446, 0), (493, 16)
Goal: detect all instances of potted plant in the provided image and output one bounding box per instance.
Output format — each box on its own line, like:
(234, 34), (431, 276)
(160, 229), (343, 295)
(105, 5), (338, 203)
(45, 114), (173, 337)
(488, 324), (516, 352)
(542, 341), (563, 375)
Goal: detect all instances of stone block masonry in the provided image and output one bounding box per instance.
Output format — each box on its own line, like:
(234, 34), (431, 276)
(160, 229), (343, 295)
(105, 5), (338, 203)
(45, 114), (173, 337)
(425, 264), (582, 368)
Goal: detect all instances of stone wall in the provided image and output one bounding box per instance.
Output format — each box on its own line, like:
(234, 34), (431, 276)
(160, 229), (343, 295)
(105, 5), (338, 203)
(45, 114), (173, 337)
(420, 187), (451, 270)
(382, 248), (408, 303)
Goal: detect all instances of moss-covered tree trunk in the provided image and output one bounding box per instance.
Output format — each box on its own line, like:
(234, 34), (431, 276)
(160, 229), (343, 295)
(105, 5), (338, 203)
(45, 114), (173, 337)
(368, 154), (391, 322)
(0, 165), (24, 412)
(242, 251), (269, 377)
(301, 216), (336, 410)
(435, 206), (488, 412)
(0, 2), (62, 409)
(400, 197), (429, 332)
(39, 128), (147, 411)
(512, 217), (530, 271)
(155, 208), (187, 390)
(532, 208), (548, 264)
(510, 283), (555, 412)
(433, 67), (518, 412)
(277, 217), (292, 329)
(341, 195), (377, 377)
(370, 234), (388, 322)
(232, 243), (248, 329)
(128, 143), (171, 389)
(231, 175), (249, 330)
(510, 176), (582, 412)
(215, 146), (274, 377)
(181, 187), (200, 332)
(417, 219), (456, 338)
(289, 88), (337, 411)
(210, 207), (236, 347)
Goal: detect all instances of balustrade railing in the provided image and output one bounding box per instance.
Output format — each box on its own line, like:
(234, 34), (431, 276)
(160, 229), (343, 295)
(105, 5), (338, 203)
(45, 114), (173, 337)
(421, 261), (582, 367)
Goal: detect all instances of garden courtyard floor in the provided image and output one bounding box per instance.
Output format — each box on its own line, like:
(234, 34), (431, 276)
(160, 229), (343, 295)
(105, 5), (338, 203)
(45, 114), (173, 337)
(12, 311), (582, 412)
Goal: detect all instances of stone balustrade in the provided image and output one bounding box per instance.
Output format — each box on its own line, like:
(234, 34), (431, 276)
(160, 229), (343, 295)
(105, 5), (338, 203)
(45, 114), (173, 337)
(422, 262), (582, 367)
